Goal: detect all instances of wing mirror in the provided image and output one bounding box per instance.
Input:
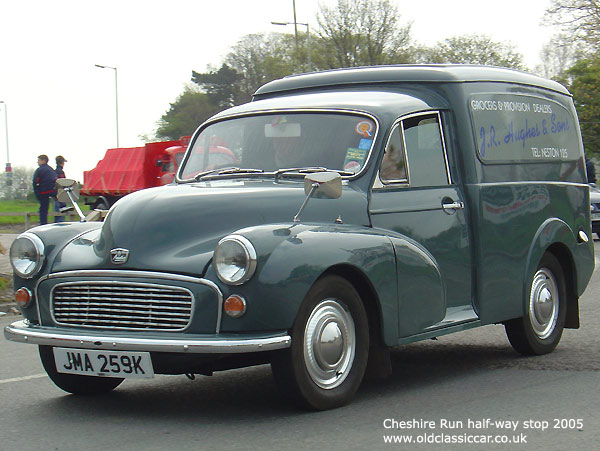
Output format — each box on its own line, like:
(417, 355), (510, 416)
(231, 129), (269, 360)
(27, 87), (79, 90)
(303, 171), (342, 199)
(294, 172), (342, 223)
(56, 178), (86, 221)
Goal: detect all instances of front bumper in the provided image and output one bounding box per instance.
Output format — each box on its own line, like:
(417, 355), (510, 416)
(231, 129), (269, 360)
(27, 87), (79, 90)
(4, 320), (291, 354)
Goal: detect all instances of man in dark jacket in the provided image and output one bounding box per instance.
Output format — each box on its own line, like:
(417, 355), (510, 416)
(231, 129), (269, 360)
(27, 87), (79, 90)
(32, 154), (57, 225)
(53, 155), (67, 222)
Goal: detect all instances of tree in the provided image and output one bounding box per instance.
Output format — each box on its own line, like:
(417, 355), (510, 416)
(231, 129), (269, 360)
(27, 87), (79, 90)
(157, 1), (414, 139)
(536, 33), (582, 81)
(192, 33), (295, 107)
(545, 0), (600, 47)
(565, 58), (600, 157)
(1, 167), (34, 200)
(158, 33), (295, 141)
(155, 86), (220, 140)
(315, 0), (413, 69)
(223, 33), (295, 101)
(417, 34), (525, 69)
(191, 64), (240, 110)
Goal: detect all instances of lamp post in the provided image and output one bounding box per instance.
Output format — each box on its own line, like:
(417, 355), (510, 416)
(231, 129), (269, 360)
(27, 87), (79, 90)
(0, 101), (11, 186)
(271, 21), (311, 72)
(95, 64), (120, 147)
(292, 0), (299, 66)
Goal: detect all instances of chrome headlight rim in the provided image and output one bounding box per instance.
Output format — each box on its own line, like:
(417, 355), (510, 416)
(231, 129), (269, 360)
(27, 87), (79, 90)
(10, 232), (45, 279)
(213, 234), (257, 285)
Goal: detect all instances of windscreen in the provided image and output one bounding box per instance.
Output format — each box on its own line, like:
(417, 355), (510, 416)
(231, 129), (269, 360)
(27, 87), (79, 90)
(179, 113), (377, 179)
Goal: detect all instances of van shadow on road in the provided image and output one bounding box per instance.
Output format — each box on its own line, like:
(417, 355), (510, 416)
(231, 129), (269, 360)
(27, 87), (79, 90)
(30, 327), (590, 422)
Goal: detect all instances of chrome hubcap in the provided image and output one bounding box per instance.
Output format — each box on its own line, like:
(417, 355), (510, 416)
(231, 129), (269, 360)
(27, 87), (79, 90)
(529, 268), (559, 339)
(303, 299), (355, 389)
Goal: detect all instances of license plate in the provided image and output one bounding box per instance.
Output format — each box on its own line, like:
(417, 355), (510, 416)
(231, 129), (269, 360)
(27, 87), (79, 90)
(53, 347), (154, 379)
(592, 213), (600, 221)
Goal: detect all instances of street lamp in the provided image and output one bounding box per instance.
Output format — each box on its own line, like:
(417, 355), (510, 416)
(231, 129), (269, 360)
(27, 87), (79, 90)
(271, 21), (311, 72)
(95, 64), (120, 147)
(0, 101), (11, 186)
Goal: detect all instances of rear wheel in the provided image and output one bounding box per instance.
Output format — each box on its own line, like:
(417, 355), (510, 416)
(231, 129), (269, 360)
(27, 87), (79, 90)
(39, 346), (124, 395)
(271, 275), (369, 410)
(94, 200), (109, 210)
(505, 253), (566, 355)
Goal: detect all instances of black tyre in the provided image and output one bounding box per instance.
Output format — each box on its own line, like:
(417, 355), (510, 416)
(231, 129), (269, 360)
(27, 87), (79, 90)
(39, 346), (124, 395)
(505, 253), (567, 355)
(271, 275), (369, 410)
(94, 200), (109, 210)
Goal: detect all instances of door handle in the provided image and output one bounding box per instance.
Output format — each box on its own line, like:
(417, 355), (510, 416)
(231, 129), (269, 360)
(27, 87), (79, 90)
(442, 200), (464, 212)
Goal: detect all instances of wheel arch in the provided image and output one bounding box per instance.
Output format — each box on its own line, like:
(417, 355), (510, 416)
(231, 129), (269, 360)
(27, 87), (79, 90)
(545, 242), (579, 329)
(524, 218), (579, 329)
(246, 225), (399, 342)
(320, 264), (385, 347)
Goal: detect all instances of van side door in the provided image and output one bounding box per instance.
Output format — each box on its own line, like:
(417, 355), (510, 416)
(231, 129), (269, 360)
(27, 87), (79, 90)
(369, 112), (475, 337)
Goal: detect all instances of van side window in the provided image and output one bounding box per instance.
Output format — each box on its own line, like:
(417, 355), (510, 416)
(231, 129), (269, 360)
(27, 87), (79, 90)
(403, 114), (449, 187)
(380, 125), (407, 183)
(378, 112), (450, 188)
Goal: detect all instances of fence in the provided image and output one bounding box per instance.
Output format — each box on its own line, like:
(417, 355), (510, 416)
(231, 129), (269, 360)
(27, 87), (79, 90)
(0, 211), (77, 230)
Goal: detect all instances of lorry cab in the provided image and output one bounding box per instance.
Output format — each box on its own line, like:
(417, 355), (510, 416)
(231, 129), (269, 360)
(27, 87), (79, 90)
(5, 65), (594, 410)
(157, 144), (187, 184)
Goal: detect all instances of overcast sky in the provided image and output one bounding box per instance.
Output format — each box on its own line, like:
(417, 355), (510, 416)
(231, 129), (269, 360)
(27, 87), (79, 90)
(0, 0), (555, 182)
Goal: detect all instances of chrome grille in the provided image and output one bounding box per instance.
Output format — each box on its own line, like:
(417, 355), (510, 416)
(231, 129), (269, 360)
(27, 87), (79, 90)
(51, 282), (193, 331)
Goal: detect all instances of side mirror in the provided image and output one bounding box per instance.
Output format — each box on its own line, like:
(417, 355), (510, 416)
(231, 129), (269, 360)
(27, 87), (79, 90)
(56, 178), (80, 203)
(55, 178), (86, 221)
(56, 178), (77, 188)
(294, 171), (342, 222)
(303, 172), (342, 199)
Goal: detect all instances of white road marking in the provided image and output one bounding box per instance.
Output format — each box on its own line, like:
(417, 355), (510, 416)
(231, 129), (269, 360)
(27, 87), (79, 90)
(0, 374), (46, 384)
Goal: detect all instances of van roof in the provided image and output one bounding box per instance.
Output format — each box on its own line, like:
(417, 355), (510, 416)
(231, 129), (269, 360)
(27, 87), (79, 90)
(253, 65), (570, 98)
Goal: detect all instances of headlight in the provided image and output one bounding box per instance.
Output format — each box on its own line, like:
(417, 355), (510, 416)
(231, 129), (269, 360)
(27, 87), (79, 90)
(10, 232), (45, 279)
(213, 235), (257, 285)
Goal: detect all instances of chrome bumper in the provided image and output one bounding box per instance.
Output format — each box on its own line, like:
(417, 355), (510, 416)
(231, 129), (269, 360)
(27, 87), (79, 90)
(4, 320), (291, 354)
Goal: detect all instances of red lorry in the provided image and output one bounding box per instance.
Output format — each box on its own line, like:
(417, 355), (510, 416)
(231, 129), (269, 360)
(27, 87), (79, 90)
(81, 137), (190, 209)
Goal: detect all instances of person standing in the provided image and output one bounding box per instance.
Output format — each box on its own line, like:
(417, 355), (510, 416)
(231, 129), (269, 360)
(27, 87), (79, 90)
(586, 157), (596, 184)
(32, 154), (57, 225)
(53, 155), (67, 222)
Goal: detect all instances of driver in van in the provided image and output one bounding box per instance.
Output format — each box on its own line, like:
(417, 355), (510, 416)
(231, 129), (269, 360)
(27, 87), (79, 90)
(273, 136), (305, 168)
(268, 117), (306, 169)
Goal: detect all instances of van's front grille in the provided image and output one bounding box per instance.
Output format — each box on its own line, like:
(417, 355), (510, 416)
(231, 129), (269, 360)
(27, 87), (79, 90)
(51, 282), (193, 331)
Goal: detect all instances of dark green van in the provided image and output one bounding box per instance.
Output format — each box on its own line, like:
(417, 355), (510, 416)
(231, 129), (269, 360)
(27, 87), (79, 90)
(5, 65), (595, 410)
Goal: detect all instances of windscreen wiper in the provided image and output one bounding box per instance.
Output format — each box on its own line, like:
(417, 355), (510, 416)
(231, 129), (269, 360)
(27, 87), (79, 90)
(273, 167), (355, 181)
(193, 167), (264, 181)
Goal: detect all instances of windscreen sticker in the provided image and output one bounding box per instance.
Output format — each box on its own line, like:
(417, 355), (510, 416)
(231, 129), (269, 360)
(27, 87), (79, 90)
(358, 138), (373, 150)
(355, 120), (374, 137)
(469, 94), (579, 162)
(344, 147), (367, 173)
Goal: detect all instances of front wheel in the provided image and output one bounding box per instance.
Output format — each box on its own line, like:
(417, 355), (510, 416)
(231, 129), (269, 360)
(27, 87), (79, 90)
(271, 275), (369, 410)
(39, 346), (124, 395)
(505, 253), (567, 355)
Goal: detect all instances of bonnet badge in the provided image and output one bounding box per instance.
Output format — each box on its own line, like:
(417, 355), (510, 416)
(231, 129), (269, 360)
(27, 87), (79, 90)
(110, 248), (130, 264)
